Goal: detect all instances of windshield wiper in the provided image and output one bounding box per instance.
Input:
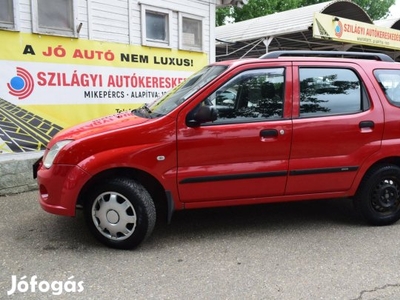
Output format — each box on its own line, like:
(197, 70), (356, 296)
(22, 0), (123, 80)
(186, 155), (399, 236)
(132, 104), (153, 118)
(142, 103), (152, 114)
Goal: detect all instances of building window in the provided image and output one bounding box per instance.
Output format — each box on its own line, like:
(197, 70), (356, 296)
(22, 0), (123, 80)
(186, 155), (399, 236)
(179, 13), (203, 51)
(146, 12), (167, 41)
(0, 0), (19, 30)
(32, 0), (77, 37)
(141, 5), (172, 48)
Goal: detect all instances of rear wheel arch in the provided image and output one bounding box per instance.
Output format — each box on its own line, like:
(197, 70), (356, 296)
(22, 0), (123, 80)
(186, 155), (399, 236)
(355, 162), (400, 225)
(369, 157), (400, 169)
(352, 157), (400, 192)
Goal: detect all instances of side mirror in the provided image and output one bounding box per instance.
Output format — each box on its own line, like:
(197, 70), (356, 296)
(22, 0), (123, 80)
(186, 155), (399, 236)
(187, 105), (218, 127)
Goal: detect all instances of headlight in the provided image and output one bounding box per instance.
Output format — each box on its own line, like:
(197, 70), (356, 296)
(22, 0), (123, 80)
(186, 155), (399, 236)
(43, 140), (73, 168)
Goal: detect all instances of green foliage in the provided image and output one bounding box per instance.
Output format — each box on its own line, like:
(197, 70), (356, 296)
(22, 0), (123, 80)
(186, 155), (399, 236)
(216, 0), (396, 26)
(352, 0), (396, 19)
(216, 6), (231, 27)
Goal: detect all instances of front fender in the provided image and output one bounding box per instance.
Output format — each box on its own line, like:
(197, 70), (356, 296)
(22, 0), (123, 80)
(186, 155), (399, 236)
(76, 142), (180, 207)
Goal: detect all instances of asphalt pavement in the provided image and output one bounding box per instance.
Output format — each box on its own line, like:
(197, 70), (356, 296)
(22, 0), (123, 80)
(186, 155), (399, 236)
(1, 191), (400, 299)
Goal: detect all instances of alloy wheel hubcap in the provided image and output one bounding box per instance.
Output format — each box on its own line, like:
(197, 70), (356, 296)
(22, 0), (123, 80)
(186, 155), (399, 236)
(106, 209), (120, 224)
(92, 192), (137, 241)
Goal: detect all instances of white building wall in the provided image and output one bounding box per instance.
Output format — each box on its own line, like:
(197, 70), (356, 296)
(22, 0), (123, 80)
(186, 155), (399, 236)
(89, 0), (130, 43)
(18, 0), (31, 31)
(14, 0), (215, 62)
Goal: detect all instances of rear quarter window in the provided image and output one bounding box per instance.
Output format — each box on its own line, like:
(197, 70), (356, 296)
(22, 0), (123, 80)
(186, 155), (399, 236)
(374, 69), (400, 107)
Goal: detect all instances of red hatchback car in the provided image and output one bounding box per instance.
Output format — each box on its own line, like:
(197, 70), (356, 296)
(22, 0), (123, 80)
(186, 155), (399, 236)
(34, 51), (400, 249)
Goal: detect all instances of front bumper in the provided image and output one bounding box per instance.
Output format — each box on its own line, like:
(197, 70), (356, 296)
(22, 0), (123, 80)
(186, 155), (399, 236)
(33, 158), (91, 216)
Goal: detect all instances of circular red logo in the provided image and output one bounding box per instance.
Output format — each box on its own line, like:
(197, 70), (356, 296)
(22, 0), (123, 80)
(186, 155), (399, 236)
(7, 67), (34, 100)
(334, 20), (343, 38)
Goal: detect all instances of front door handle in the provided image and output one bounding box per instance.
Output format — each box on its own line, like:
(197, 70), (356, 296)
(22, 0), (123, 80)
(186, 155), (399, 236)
(260, 129), (278, 138)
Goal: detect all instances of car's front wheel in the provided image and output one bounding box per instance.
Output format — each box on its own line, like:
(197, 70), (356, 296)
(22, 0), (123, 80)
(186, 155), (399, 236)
(355, 164), (400, 226)
(84, 178), (156, 249)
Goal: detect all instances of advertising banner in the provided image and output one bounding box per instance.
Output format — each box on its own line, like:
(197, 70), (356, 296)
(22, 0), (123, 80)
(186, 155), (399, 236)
(0, 31), (208, 153)
(313, 12), (400, 50)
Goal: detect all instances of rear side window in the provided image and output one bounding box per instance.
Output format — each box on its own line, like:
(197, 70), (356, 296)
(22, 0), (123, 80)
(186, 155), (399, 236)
(299, 68), (367, 117)
(374, 70), (400, 107)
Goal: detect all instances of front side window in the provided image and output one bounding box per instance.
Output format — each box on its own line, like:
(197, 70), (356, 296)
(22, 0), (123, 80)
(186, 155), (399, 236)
(374, 69), (400, 107)
(180, 14), (203, 51)
(141, 5), (172, 47)
(299, 68), (366, 117)
(145, 65), (227, 117)
(32, 0), (76, 36)
(195, 68), (285, 124)
(0, 0), (18, 30)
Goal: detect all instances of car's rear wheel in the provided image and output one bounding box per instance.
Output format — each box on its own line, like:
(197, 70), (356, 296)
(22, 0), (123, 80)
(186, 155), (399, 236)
(84, 178), (156, 249)
(355, 164), (400, 226)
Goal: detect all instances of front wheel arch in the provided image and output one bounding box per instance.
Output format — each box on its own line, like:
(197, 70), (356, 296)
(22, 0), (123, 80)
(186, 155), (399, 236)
(78, 167), (168, 218)
(83, 177), (156, 249)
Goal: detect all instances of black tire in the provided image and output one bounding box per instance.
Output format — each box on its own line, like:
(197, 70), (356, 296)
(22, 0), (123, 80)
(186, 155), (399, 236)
(84, 178), (156, 249)
(355, 164), (400, 226)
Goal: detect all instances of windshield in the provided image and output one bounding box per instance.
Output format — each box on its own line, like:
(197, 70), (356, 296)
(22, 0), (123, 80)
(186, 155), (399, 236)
(143, 65), (227, 116)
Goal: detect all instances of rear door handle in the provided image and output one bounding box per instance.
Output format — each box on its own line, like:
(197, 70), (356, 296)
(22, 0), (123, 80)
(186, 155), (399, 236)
(359, 121), (375, 128)
(359, 120), (374, 129)
(260, 129), (278, 138)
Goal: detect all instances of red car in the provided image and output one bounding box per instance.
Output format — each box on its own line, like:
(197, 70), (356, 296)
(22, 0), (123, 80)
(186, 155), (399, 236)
(34, 51), (400, 249)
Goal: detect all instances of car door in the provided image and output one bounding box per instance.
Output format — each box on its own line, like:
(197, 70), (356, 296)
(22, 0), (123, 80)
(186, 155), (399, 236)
(285, 63), (384, 195)
(176, 64), (293, 204)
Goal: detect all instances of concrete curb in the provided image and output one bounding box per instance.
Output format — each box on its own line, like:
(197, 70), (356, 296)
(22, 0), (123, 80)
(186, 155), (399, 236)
(0, 151), (43, 196)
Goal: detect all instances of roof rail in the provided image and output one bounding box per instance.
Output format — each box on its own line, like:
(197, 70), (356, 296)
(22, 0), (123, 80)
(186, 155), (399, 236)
(260, 51), (394, 62)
